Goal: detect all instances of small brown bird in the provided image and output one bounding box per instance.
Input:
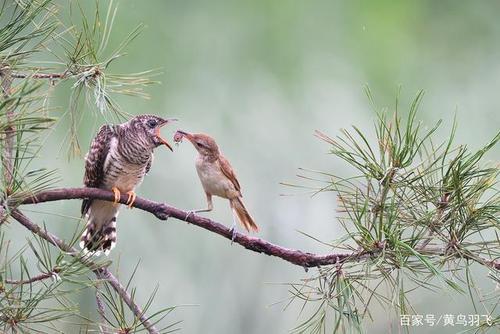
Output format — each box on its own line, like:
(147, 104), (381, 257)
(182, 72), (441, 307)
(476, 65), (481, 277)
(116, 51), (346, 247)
(80, 115), (175, 255)
(174, 130), (258, 238)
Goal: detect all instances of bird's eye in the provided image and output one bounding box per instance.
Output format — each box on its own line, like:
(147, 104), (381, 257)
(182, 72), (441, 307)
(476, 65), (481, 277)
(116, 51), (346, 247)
(147, 119), (157, 128)
(196, 142), (205, 148)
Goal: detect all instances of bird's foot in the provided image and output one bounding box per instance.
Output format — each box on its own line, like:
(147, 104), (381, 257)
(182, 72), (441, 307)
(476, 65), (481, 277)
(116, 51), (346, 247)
(184, 208), (211, 220)
(230, 213), (238, 244)
(185, 210), (202, 220)
(125, 191), (137, 209)
(111, 187), (121, 205)
(185, 210), (194, 220)
(230, 227), (237, 244)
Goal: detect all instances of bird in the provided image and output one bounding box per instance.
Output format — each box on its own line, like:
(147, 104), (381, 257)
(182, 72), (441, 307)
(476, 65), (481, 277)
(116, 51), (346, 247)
(80, 114), (175, 255)
(173, 130), (258, 238)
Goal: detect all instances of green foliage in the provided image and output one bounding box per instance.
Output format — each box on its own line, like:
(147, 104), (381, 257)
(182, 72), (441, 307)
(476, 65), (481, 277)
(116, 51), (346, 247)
(0, 0), (57, 63)
(96, 265), (180, 333)
(287, 89), (499, 333)
(0, 232), (86, 333)
(59, 0), (159, 156)
(0, 0), (158, 157)
(0, 1), (175, 332)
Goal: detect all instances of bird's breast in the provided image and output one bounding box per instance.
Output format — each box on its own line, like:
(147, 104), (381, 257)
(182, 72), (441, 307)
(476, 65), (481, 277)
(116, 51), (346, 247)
(103, 139), (149, 192)
(195, 158), (236, 198)
(106, 163), (145, 192)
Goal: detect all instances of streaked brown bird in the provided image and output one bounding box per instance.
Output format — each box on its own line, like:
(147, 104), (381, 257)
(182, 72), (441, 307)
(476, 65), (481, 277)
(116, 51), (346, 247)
(80, 115), (175, 255)
(174, 130), (258, 238)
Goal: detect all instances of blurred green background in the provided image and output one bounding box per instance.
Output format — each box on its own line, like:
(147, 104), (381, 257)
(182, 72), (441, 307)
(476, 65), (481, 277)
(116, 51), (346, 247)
(11, 0), (500, 333)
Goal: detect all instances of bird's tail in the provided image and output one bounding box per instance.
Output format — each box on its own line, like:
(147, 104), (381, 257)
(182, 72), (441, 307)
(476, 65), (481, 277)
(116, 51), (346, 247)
(80, 213), (118, 256)
(231, 197), (259, 233)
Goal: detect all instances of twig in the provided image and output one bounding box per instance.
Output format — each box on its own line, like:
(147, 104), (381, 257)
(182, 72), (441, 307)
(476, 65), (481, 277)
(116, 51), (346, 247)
(5, 268), (60, 285)
(0, 66), (14, 190)
(10, 72), (65, 80)
(418, 192), (451, 249)
(17, 187), (500, 270)
(10, 209), (160, 334)
(95, 284), (111, 334)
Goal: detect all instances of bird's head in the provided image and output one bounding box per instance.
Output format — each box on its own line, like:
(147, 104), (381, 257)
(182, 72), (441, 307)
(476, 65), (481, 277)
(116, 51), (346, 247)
(174, 130), (219, 157)
(129, 115), (176, 151)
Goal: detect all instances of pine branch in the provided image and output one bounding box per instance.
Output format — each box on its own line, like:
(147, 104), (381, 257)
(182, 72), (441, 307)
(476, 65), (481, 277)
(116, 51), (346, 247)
(0, 67), (14, 190)
(5, 267), (61, 285)
(10, 209), (160, 334)
(95, 284), (111, 334)
(16, 187), (500, 271)
(17, 187), (362, 267)
(10, 71), (65, 79)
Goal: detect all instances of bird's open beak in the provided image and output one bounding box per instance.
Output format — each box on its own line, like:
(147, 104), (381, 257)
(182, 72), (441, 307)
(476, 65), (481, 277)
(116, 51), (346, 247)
(156, 118), (177, 151)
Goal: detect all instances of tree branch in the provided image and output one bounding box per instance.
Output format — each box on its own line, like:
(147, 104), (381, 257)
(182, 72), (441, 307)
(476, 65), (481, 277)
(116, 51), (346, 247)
(95, 284), (111, 334)
(0, 67), (15, 190)
(18, 187), (365, 268)
(10, 71), (65, 80)
(17, 187), (500, 270)
(5, 268), (61, 285)
(9, 209), (160, 334)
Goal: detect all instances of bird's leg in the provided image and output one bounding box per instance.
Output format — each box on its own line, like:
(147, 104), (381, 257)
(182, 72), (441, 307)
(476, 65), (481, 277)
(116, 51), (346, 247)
(111, 187), (121, 206)
(229, 202), (238, 243)
(125, 191), (137, 209)
(230, 210), (238, 243)
(185, 193), (213, 220)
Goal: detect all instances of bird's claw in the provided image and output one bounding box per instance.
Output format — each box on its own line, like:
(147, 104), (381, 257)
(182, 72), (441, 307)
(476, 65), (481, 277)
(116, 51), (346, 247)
(230, 228), (237, 244)
(126, 191), (137, 209)
(185, 210), (194, 220)
(111, 187), (121, 205)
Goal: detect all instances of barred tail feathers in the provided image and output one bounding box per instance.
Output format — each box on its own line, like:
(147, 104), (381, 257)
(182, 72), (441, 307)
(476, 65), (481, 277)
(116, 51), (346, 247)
(80, 216), (117, 255)
(80, 200), (119, 255)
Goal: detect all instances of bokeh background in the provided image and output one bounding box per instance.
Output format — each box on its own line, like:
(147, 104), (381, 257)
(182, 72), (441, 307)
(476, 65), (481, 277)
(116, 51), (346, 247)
(9, 1), (500, 333)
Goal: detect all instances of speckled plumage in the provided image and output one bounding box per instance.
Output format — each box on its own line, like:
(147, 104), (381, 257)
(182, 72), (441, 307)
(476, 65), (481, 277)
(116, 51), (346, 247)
(80, 115), (171, 254)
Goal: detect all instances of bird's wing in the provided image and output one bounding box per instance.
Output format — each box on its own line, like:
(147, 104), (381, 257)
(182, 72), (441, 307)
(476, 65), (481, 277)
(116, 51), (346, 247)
(218, 155), (241, 194)
(81, 124), (115, 215)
